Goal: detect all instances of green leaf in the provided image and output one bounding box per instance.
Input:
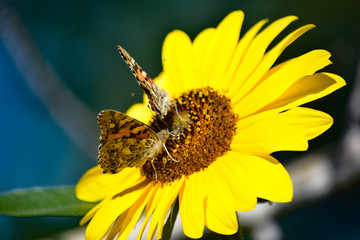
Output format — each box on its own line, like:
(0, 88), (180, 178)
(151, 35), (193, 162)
(0, 186), (97, 217)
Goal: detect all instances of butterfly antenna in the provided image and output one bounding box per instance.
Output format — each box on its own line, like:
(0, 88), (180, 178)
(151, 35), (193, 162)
(162, 143), (179, 162)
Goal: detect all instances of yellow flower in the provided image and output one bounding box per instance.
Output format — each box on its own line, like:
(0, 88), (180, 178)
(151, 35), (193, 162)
(76, 11), (345, 239)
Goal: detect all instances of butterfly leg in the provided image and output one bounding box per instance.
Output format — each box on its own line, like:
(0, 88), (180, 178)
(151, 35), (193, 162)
(162, 143), (179, 162)
(151, 160), (158, 181)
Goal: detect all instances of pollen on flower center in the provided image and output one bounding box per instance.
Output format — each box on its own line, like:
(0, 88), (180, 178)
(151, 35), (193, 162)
(142, 87), (238, 183)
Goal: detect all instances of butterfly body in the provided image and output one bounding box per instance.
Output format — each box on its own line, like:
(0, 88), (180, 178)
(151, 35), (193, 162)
(97, 110), (169, 174)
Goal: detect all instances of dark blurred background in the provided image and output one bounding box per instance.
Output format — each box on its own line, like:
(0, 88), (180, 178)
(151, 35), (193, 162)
(0, 0), (359, 239)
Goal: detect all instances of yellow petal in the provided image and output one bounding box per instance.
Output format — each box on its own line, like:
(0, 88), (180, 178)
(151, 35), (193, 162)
(232, 111), (308, 155)
(204, 163), (238, 235)
(279, 107), (333, 140)
(126, 102), (152, 125)
(147, 178), (184, 240)
(179, 172), (206, 238)
(156, 203), (172, 240)
(85, 180), (151, 240)
(233, 50), (332, 118)
(193, 28), (215, 89)
(232, 153), (293, 202)
(105, 216), (123, 240)
(115, 182), (156, 240)
(162, 30), (194, 97)
(137, 184), (162, 240)
(257, 72), (346, 113)
(228, 16), (298, 99)
(146, 185), (173, 239)
(224, 18), (268, 91)
(76, 166), (146, 202)
(79, 198), (110, 226)
(231, 24), (315, 101)
(153, 72), (166, 89)
(197, 11), (244, 90)
(216, 156), (257, 211)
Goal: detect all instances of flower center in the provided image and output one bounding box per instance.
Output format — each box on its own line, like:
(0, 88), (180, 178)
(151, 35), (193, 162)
(141, 87), (238, 183)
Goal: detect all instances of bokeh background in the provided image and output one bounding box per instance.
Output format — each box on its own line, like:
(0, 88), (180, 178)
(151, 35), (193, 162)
(0, 0), (359, 239)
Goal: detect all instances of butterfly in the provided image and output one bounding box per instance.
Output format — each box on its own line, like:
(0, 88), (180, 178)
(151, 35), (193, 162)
(97, 110), (170, 174)
(117, 45), (171, 119)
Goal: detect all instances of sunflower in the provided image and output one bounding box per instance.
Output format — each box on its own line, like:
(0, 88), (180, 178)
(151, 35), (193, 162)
(76, 10), (345, 240)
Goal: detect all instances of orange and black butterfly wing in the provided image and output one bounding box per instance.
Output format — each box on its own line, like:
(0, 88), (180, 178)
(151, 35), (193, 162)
(117, 45), (171, 118)
(97, 110), (159, 173)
